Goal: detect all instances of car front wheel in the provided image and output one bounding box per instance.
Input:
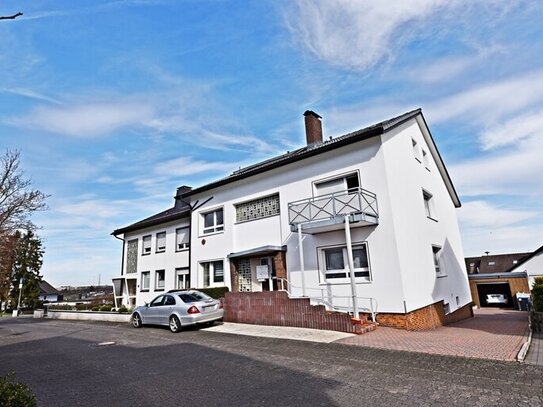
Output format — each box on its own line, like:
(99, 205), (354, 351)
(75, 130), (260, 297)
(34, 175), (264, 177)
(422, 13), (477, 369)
(132, 313), (143, 328)
(169, 315), (182, 333)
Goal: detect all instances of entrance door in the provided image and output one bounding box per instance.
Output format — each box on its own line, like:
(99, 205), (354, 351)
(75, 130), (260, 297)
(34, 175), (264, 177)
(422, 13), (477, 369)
(238, 259), (252, 292)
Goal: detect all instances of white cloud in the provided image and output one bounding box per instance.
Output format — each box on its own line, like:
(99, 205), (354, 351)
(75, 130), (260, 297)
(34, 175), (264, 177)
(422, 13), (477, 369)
(153, 156), (236, 178)
(0, 87), (63, 104)
(284, 0), (513, 71)
(425, 70), (543, 125)
(6, 102), (155, 137)
(480, 109), (543, 150)
(458, 200), (537, 228)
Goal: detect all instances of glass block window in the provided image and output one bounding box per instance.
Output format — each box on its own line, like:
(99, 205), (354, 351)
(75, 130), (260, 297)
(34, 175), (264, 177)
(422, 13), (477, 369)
(235, 194), (280, 223)
(126, 239), (138, 274)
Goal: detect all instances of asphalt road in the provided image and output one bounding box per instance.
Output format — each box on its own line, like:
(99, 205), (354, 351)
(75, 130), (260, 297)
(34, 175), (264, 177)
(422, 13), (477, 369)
(0, 317), (542, 407)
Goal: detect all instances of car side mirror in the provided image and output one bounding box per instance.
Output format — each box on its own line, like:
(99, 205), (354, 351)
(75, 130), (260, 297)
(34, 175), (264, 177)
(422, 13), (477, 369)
(144, 302), (149, 307)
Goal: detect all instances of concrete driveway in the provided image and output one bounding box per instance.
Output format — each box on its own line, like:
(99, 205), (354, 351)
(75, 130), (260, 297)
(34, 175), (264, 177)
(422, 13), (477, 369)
(337, 308), (530, 361)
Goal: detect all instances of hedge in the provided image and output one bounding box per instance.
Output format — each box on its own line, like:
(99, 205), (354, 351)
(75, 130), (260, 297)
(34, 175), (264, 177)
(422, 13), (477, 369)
(196, 286), (230, 299)
(0, 373), (37, 407)
(532, 282), (543, 312)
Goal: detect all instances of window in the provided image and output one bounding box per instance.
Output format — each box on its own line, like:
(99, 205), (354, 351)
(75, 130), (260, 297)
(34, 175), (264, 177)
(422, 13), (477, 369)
(140, 271), (150, 291)
(320, 243), (370, 281)
(488, 261), (495, 266)
(142, 235), (151, 255)
(412, 139), (421, 162)
(164, 295), (176, 306)
(423, 190), (435, 219)
(235, 194), (280, 223)
(432, 246), (442, 275)
(176, 267), (190, 289)
(156, 232), (166, 253)
(443, 303), (450, 314)
(176, 227), (189, 251)
(202, 208), (224, 234)
(155, 270), (165, 290)
(126, 239), (138, 273)
(513, 260), (518, 264)
(150, 295), (164, 307)
(315, 173), (360, 196)
(422, 149), (430, 169)
(202, 261), (224, 287)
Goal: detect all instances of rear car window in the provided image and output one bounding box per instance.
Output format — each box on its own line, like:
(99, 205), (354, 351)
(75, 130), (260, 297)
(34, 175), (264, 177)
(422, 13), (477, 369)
(189, 291), (212, 301)
(178, 293), (202, 303)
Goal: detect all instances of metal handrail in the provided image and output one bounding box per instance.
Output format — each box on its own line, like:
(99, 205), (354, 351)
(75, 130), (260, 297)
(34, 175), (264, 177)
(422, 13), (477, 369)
(288, 187), (378, 225)
(272, 277), (378, 322)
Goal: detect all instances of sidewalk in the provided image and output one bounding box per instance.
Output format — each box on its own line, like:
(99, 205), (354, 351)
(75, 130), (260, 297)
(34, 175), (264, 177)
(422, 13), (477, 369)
(525, 329), (543, 365)
(204, 309), (530, 361)
(203, 322), (354, 343)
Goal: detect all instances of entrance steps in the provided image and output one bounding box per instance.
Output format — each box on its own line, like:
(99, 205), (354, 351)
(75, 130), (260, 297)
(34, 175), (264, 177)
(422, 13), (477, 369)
(224, 291), (377, 335)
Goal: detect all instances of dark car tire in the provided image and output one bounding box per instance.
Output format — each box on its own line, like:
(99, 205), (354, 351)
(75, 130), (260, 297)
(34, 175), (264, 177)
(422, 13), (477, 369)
(169, 315), (182, 333)
(132, 313), (143, 328)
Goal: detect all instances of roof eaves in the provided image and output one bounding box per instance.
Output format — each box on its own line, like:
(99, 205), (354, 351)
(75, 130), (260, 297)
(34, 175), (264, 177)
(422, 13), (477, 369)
(112, 207), (190, 236)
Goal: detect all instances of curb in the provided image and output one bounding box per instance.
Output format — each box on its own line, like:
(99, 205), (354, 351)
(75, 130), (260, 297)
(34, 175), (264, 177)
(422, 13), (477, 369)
(517, 326), (533, 362)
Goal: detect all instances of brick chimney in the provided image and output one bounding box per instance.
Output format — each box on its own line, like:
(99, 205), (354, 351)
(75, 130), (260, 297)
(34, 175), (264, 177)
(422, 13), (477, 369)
(304, 110), (323, 146)
(175, 185), (192, 208)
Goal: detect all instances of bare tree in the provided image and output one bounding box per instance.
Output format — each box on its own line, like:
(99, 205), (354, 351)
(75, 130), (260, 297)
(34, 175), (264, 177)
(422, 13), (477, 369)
(0, 150), (48, 236)
(0, 12), (23, 20)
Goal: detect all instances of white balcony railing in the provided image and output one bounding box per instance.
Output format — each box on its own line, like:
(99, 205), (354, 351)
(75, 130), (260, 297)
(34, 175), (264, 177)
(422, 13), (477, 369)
(288, 188), (378, 227)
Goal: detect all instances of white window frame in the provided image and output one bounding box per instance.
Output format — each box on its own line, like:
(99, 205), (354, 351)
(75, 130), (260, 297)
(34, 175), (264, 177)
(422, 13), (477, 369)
(142, 235), (152, 255)
(312, 171), (360, 197)
(422, 189), (436, 220)
(140, 271), (150, 292)
(155, 231), (166, 253)
(175, 267), (190, 289)
(201, 260), (225, 287)
(201, 207), (224, 235)
(176, 227), (190, 251)
(317, 242), (371, 284)
(155, 269), (165, 291)
(432, 245), (445, 277)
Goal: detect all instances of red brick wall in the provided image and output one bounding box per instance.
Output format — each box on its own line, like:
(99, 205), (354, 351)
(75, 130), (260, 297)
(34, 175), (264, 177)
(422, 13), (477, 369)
(444, 302), (474, 325)
(224, 291), (365, 334)
(375, 301), (473, 331)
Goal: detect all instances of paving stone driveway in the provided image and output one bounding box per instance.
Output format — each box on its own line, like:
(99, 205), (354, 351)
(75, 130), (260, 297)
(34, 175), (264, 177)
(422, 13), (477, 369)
(337, 308), (529, 361)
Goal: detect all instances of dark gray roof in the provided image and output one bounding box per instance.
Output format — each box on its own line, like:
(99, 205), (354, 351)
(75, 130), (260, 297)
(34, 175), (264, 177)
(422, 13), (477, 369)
(39, 280), (61, 295)
(181, 109), (423, 198)
(112, 203), (190, 236)
(505, 244), (543, 273)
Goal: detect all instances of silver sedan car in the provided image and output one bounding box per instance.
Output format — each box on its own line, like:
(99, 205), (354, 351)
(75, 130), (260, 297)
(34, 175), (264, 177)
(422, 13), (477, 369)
(131, 290), (224, 333)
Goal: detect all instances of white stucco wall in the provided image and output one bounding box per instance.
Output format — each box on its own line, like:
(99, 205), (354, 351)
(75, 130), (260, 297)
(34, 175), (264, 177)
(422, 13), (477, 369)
(510, 250), (543, 287)
(189, 135), (409, 313)
(380, 119), (471, 313)
(120, 217), (190, 306)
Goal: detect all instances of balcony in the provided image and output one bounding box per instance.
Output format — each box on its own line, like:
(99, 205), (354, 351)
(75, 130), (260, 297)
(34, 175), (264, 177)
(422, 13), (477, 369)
(288, 188), (379, 234)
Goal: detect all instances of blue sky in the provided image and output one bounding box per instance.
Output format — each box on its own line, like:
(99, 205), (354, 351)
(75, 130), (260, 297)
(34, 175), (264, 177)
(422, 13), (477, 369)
(1, 0), (543, 287)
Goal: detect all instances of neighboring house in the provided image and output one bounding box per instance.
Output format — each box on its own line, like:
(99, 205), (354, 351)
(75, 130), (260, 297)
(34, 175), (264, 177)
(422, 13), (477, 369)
(39, 281), (63, 303)
(464, 252), (531, 308)
(508, 244), (543, 288)
(112, 109), (472, 329)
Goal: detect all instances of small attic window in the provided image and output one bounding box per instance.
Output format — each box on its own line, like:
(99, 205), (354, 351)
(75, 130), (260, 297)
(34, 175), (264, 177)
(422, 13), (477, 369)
(488, 261), (495, 266)
(412, 139), (421, 162)
(513, 260), (518, 264)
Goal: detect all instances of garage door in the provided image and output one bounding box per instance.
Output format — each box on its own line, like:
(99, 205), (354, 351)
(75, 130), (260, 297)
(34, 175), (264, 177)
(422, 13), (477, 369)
(476, 282), (513, 308)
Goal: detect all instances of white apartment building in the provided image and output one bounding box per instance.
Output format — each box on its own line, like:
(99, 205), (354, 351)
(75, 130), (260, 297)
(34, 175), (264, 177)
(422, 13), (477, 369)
(112, 109), (472, 327)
